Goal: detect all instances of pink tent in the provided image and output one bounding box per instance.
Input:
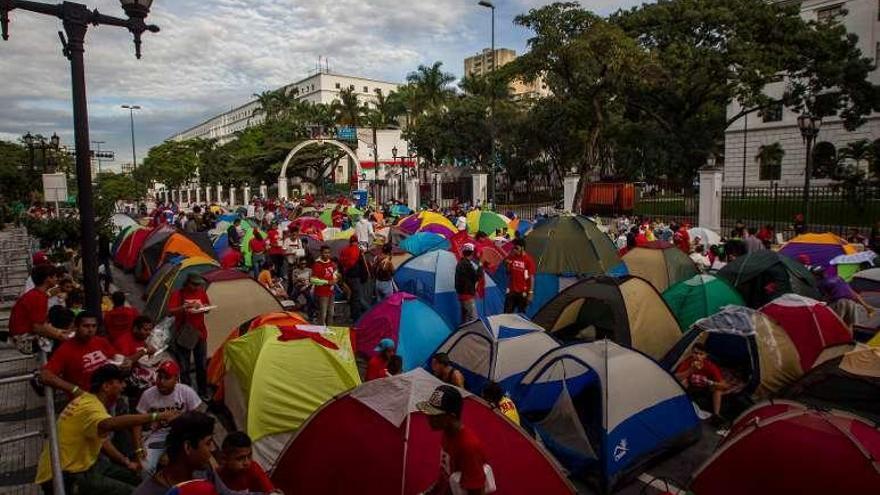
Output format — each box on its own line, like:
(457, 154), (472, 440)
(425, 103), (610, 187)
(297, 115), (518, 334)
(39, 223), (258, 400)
(760, 294), (853, 370)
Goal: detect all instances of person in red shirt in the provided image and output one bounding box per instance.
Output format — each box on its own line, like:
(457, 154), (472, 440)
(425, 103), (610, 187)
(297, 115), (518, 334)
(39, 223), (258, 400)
(113, 316), (154, 358)
(216, 431), (275, 493)
(331, 206), (344, 228)
(9, 264), (68, 353)
(504, 238), (536, 314)
(41, 311), (120, 397)
(418, 385), (490, 495)
(311, 246), (339, 326)
(266, 224), (285, 278)
(103, 291), (140, 345)
(168, 274), (211, 397)
(249, 231), (267, 280)
(674, 342), (728, 424)
(339, 235), (369, 321)
(366, 338), (396, 381)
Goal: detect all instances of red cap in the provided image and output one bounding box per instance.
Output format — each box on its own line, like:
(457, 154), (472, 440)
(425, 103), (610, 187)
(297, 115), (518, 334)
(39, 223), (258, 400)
(157, 360), (180, 377)
(350, 234), (359, 243)
(32, 252), (49, 266)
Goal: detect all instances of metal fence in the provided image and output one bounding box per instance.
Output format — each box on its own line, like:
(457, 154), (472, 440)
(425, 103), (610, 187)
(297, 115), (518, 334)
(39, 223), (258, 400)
(629, 182), (699, 226)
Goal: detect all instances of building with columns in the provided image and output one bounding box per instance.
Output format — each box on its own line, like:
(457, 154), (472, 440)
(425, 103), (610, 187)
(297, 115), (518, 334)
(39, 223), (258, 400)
(723, 0), (880, 188)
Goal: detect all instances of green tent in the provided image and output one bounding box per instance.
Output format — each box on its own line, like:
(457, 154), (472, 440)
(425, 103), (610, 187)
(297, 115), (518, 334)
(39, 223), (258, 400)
(662, 274), (745, 330)
(525, 214), (622, 276)
(717, 250), (820, 308)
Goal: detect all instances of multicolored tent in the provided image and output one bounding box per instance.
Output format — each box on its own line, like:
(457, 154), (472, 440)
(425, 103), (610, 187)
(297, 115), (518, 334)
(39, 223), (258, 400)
(829, 251), (876, 281)
(466, 209), (509, 235)
(512, 341), (700, 492)
(353, 292), (452, 372)
(779, 232), (857, 268)
(133, 225), (175, 279)
(113, 226), (150, 270)
(398, 232), (450, 257)
(397, 211), (457, 238)
(142, 256), (219, 320)
(211, 219), (263, 268)
(223, 324), (360, 468)
(662, 274), (745, 331)
(717, 250), (821, 308)
(849, 267), (880, 293)
(690, 400), (880, 495)
(532, 276), (682, 360)
(513, 214), (626, 316)
(271, 369), (576, 494)
(394, 250), (504, 327)
(622, 242), (698, 293)
(508, 217), (534, 238)
(434, 313), (559, 392)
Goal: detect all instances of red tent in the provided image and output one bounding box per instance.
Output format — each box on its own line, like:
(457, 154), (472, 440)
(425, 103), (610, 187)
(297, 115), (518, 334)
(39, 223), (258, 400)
(759, 294), (853, 370)
(114, 227), (151, 271)
(271, 369), (575, 495)
(690, 400), (880, 495)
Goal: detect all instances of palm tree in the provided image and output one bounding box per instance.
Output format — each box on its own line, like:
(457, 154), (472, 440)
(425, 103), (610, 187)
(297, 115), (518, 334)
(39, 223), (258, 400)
(406, 62), (456, 115)
(839, 139), (875, 175)
(331, 88), (362, 127)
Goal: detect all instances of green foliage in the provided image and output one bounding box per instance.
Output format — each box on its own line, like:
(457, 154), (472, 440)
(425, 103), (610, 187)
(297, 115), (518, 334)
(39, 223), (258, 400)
(0, 139), (37, 202)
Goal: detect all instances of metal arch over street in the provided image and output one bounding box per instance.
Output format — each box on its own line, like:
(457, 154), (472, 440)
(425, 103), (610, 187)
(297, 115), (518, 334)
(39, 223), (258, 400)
(276, 139), (362, 199)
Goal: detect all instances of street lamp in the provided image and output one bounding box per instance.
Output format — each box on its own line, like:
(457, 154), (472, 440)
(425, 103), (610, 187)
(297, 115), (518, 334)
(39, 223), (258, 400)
(122, 104), (141, 169)
(797, 113), (822, 219)
(1, 0), (159, 323)
(478, 0), (496, 208)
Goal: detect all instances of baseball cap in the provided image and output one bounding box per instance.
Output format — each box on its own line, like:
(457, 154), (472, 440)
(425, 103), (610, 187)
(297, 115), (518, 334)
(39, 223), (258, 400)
(462, 243), (475, 252)
(158, 360), (181, 377)
(186, 273), (206, 286)
(374, 338), (396, 353)
(417, 385), (463, 417)
(32, 252), (49, 266)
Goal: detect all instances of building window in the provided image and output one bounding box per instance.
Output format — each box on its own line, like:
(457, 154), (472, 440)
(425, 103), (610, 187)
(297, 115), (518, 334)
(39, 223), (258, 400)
(363, 86), (369, 93)
(761, 103), (783, 123)
(349, 85), (355, 91)
(817, 4), (844, 23)
(756, 142), (784, 181)
(812, 141), (838, 178)
(335, 83), (341, 89)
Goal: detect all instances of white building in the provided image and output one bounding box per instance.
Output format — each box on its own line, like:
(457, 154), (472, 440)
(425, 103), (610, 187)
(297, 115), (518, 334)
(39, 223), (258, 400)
(723, 0), (880, 187)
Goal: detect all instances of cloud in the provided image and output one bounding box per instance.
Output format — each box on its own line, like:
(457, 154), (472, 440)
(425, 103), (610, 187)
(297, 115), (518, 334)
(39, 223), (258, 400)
(0, 0), (643, 167)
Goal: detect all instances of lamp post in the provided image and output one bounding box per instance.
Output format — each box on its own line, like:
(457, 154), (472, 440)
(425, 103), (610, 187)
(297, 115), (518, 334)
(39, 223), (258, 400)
(121, 104), (141, 169)
(2, 0), (159, 321)
(797, 113), (822, 219)
(478, 0), (496, 208)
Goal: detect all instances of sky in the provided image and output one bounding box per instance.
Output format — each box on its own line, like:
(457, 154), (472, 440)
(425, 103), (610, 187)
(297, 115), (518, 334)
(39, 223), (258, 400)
(0, 0), (646, 171)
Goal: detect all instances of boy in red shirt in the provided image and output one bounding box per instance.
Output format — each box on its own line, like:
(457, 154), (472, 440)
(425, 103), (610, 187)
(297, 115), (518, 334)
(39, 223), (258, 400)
(675, 342), (728, 424)
(103, 291), (140, 345)
(419, 385), (490, 495)
(168, 274), (211, 396)
(311, 246), (339, 326)
(41, 311), (119, 398)
(366, 338), (396, 381)
(9, 264), (68, 352)
(504, 238), (536, 314)
(216, 431), (275, 493)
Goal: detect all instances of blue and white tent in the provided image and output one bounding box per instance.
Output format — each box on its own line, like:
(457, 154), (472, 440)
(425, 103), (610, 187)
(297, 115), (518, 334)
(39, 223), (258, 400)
(435, 314), (560, 393)
(399, 232), (451, 257)
(394, 250), (504, 328)
(512, 341), (700, 492)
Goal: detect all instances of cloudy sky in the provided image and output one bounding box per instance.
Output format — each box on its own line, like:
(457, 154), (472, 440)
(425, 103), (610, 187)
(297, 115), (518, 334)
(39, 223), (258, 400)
(0, 0), (645, 171)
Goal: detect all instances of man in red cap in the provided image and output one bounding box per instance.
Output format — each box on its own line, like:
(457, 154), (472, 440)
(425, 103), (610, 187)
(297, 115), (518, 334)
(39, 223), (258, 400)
(133, 360), (204, 476)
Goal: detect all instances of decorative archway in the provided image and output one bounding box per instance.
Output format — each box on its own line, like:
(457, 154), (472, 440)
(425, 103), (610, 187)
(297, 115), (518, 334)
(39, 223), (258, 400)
(277, 139), (362, 199)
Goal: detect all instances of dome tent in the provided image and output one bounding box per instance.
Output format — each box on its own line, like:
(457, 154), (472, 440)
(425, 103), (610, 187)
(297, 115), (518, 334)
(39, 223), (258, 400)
(717, 250), (820, 308)
(433, 313), (560, 392)
(622, 241), (699, 293)
(202, 269), (284, 353)
(142, 256), (219, 320)
(512, 341), (700, 492)
(690, 400), (880, 495)
(270, 369), (576, 495)
(114, 226), (150, 271)
(662, 274), (745, 330)
(778, 232), (856, 269)
(398, 232), (450, 257)
(850, 267), (880, 293)
(532, 275), (682, 360)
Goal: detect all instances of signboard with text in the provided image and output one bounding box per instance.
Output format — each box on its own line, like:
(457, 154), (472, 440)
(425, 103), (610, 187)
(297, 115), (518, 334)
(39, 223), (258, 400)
(42, 173), (68, 202)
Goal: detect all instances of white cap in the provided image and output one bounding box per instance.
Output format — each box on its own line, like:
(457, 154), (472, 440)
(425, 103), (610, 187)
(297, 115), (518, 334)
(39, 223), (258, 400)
(463, 243), (475, 252)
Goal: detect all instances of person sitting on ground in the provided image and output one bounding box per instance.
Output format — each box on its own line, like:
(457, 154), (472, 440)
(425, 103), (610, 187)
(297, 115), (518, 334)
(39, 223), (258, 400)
(690, 244), (711, 272)
(257, 261), (274, 289)
(289, 256), (314, 318)
(366, 338), (396, 381)
(216, 431), (275, 493)
(387, 355), (403, 377)
(482, 381), (520, 426)
(418, 385), (490, 495)
(430, 352), (465, 388)
(36, 364), (179, 495)
(104, 290), (141, 345)
(226, 218), (243, 251)
(9, 264), (68, 354)
(674, 342), (727, 425)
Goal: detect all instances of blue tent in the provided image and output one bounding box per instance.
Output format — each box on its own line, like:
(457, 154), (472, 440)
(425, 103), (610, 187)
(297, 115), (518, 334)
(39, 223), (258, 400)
(394, 250), (504, 328)
(513, 341), (700, 492)
(434, 313), (559, 393)
(399, 232), (451, 257)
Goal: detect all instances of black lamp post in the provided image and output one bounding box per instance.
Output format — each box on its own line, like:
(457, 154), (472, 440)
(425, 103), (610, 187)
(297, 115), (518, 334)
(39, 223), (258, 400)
(2, 0), (159, 316)
(121, 103), (141, 169)
(797, 113), (822, 219)
(478, 0), (496, 208)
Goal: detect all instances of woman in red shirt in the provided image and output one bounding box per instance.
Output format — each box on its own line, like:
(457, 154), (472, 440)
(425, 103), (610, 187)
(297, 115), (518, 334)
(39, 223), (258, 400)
(249, 231), (267, 280)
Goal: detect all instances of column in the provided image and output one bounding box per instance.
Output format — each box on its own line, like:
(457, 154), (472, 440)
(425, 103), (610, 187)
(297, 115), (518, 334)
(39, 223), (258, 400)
(185, 188), (191, 205)
(471, 173), (488, 207)
(195, 186), (202, 204)
(229, 185), (237, 207)
(216, 184), (224, 205)
(699, 167), (723, 232)
(243, 183), (251, 205)
(431, 172), (442, 205)
(277, 177), (288, 201)
(205, 185), (211, 204)
(406, 177), (420, 211)
(563, 175), (579, 213)
(259, 181), (268, 198)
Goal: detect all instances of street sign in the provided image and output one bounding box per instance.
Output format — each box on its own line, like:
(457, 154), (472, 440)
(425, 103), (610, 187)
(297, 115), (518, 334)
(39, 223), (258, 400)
(336, 126), (357, 141)
(42, 173), (68, 202)
(65, 149), (115, 160)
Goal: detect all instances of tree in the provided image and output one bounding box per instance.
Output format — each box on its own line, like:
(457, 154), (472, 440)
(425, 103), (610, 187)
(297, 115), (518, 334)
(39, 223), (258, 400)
(135, 139), (203, 189)
(331, 88), (362, 127)
(0, 139), (35, 202)
(405, 62), (456, 118)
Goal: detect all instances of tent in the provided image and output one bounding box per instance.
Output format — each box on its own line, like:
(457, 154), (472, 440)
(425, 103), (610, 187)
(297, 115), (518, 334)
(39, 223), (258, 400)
(134, 226), (176, 282)
(687, 227), (721, 249)
(466, 209), (510, 235)
(223, 324), (360, 468)
(142, 257), (220, 321)
(270, 369), (576, 495)
(353, 292), (452, 372)
(778, 232), (857, 268)
(136, 231), (215, 283)
(508, 217), (534, 238)
(515, 214), (626, 316)
(663, 275), (745, 331)
(434, 313), (560, 392)
(398, 232), (450, 257)
(689, 400), (880, 495)
(202, 269), (285, 353)
(779, 347), (880, 423)
(111, 225), (137, 257)
(662, 306), (849, 400)
(759, 294), (853, 371)
(849, 267), (880, 293)
(110, 213), (139, 233)
(115, 227), (152, 271)
(512, 341), (700, 492)
(829, 251), (876, 281)
(717, 250), (820, 308)
(397, 211), (457, 237)
(622, 242), (699, 293)
(394, 250), (504, 327)
(532, 276), (682, 360)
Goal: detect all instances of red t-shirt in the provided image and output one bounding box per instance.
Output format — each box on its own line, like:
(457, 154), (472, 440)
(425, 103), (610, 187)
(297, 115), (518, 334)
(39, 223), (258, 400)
(9, 288), (49, 336)
(103, 306), (139, 343)
(311, 259), (337, 298)
(506, 252), (536, 294)
(217, 460), (275, 493)
(267, 229), (284, 256)
(675, 356), (723, 389)
(365, 354), (389, 381)
(168, 288), (210, 340)
(221, 249), (242, 269)
(45, 336), (117, 392)
(249, 237), (267, 255)
(440, 425), (488, 492)
(339, 245), (360, 271)
(113, 331), (146, 357)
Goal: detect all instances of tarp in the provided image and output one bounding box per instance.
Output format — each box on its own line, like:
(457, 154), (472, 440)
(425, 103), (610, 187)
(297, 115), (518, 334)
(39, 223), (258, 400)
(717, 250), (820, 308)
(662, 274), (745, 331)
(622, 244), (698, 293)
(271, 369), (576, 495)
(779, 232), (857, 268)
